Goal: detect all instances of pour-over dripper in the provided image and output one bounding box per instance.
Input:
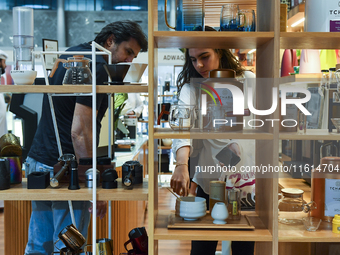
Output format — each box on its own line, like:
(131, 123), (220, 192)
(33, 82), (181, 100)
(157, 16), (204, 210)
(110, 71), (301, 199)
(104, 64), (130, 84)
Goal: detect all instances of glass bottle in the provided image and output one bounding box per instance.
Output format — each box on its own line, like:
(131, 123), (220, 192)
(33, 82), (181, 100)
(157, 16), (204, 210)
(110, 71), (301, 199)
(329, 67), (337, 89)
(321, 69), (329, 89)
(227, 188), (241, 220)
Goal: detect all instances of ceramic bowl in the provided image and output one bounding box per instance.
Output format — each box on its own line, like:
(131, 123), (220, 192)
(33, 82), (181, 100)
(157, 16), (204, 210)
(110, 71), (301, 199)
(103, 64), (130, 83)
(123, 63), (147, 82)
(175, 196), (207, 221)
(10, 70), (37, 85)
(161, 139), (172, 146)
(302, 217), (321, 231)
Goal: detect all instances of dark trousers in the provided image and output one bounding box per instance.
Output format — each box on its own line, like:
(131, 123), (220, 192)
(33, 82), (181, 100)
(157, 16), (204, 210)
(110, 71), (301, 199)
(190, 185), (255, 255)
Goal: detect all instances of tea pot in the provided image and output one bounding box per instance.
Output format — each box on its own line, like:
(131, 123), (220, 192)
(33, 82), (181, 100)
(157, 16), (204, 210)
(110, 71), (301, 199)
(164, 0), (204, 31)
(50, 55), (92, 85)
(278, 188), (316, 225)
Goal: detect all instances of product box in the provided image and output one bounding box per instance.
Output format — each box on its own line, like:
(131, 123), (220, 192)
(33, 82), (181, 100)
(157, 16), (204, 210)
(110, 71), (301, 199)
(280, 4), (288, 32)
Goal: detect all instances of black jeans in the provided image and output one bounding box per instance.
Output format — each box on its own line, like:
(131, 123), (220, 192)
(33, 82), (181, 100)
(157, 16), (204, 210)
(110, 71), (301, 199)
(190, 185), (255, 255)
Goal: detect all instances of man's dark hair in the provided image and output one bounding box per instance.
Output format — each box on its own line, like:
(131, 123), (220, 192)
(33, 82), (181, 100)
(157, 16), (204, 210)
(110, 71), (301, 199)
(94, 20), (148, 52)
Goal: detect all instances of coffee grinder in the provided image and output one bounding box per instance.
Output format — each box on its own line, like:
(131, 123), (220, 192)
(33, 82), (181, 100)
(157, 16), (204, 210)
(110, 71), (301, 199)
(124, 115), (137, 139)
(12, 6), (34, 71)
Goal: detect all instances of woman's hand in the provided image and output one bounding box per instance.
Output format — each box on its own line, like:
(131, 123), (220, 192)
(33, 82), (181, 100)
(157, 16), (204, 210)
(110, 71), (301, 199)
(88, 201), (107, 219)
(170, 165), (190, 196)
(171, 146), (191, 196)
(228, 142), (241, 157)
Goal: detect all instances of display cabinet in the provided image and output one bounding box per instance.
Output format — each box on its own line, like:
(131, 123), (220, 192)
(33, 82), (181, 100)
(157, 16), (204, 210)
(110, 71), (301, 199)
(147, 0), (278, 255)
(0, 45), (149, 255)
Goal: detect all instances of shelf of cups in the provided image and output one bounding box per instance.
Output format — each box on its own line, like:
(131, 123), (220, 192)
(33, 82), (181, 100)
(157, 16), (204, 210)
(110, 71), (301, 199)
(153, 128), (274, 140)
(154, 210), (272, 241)
(0, 85), (148, 94)
(0, 178), (148, 201)
(153, 31), (274, 49)
(280, 32), (340, 49)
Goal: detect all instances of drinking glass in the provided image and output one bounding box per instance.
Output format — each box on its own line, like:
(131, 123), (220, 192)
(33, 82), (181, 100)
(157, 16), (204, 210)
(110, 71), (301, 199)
(169, 104), (195, 131)
(220, 4), (240, 31)
(238, 9), (256, 31)
(297, 110), (307, 134)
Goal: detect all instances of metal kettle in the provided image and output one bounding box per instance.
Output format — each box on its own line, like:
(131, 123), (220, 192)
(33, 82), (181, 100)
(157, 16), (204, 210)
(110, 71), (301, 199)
(50, 55), (92, 85)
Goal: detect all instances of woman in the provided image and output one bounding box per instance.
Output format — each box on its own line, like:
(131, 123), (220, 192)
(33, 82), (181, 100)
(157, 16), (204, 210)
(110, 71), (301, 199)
(170, 27), (255, 255)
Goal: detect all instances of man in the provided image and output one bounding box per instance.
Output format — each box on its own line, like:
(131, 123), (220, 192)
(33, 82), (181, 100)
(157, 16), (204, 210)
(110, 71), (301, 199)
(24, 20), (148, 255)
(0, 50), (8, 136)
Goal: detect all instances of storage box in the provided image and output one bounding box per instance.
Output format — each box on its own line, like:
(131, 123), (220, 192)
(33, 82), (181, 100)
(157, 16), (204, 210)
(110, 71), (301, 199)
(280, 4), (288, 32)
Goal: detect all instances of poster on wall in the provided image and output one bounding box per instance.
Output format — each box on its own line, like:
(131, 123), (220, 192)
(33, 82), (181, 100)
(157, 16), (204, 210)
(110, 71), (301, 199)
(42, 39), (58, 70)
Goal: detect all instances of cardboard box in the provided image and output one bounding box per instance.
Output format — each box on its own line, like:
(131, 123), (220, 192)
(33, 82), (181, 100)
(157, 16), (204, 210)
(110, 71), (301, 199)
(280, 4), (288, 32)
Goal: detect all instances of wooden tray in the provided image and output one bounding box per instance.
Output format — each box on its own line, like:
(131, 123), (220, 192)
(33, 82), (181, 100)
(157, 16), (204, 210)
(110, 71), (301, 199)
(167, 213), (255, 230)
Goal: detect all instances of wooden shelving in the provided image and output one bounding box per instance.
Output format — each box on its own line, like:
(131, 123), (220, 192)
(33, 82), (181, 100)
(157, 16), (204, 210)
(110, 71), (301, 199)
(0, 84), (148, 94)
(154, 211), (272, 241)
(0, 179), (148, 201)
(154, 31), (275, 49)
(154, 128), (274, 140)
(279, 129), (340, 140)
(279, 73), (321, 85)
(280, 32), (340, 49)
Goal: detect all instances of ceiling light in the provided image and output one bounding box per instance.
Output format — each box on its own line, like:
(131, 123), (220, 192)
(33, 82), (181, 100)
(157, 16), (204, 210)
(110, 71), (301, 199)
(23, 4), (49, 9)
(291, 17), (305, 27)
(114, 6), (141, 10)
(248, 49), (256, 54)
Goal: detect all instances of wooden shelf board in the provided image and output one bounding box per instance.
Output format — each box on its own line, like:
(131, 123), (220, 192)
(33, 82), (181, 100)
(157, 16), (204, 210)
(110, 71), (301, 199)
(154, 210), (272, 241)
(279, 73), (321, 85)
(154, 128), (274, 139)
(0, 85), (148, 94)
(279, 129), (340, 140)
(280, 32), (340, 49)
(279, 223), (340, 242)
(154, 31), (274, 49)
(0, 178), (148, 201)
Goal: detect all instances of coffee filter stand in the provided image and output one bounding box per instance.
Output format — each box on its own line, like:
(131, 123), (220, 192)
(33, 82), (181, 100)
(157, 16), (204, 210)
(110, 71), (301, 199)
(40, 43), (113, 254)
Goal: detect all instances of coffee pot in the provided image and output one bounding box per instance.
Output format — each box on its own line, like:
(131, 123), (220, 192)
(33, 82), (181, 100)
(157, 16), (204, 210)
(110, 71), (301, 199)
(53, 224), (86, 254)
(124, 227), (148, 255)
(164, 0), (204, 31)
(50, 55), (92, 85)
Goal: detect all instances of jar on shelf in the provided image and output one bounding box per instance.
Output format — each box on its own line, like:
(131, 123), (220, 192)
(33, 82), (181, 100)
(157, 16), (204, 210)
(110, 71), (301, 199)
(311, 156), (340, 222)
(278, 188), (316, 225)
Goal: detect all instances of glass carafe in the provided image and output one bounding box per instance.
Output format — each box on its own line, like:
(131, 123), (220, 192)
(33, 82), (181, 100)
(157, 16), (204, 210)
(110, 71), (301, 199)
(164, 0), (204, 31)
(50, 55), (92, 85)
(169, 104), (195, 131)
(278, 188), (316, 225)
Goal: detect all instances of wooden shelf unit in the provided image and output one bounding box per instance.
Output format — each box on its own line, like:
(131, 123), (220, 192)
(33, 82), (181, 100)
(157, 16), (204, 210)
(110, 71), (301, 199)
(0, 179), (148, 201)
(2, 46), (150, 255)
(147, 0), (279, 255)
